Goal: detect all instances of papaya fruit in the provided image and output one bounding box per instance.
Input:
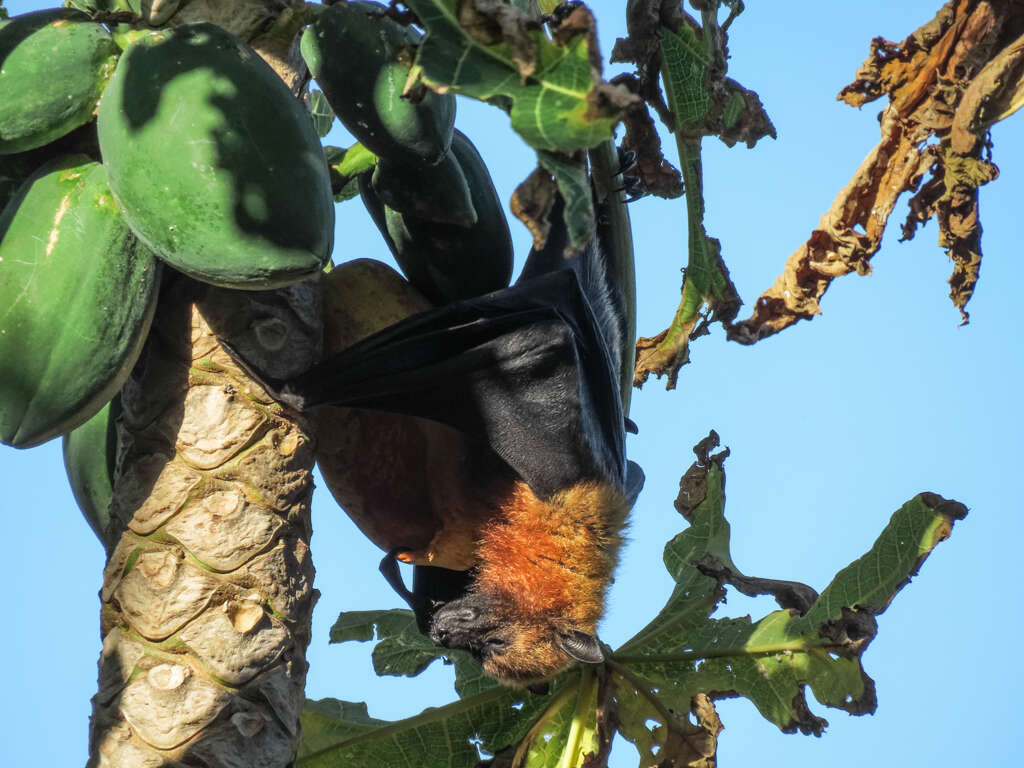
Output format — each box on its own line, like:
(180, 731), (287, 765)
(0, 156), (159, 448)
(97, 23), (334, 289)
(301, 0), (456, 167)
(314, 259), (499, 570)
(0, 9), (119, 154)
(370, 150), (476, 227)
(63, 396), (121, 546)
(359, 130), (514, 304)
(1, 122), (102, 213)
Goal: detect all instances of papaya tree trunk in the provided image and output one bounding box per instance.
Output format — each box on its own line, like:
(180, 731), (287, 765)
(88, 3), (321, 765)
(89, 275), (321, 767)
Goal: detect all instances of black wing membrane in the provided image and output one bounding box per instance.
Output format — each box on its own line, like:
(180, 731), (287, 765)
(278, 266), (628, 499)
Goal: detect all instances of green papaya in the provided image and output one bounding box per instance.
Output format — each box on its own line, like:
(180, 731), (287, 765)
(360, 130), (513, 304)
(301, 0), (455, 166)
(63, 395), (121, 546)
(0, 156), (159, 448)
(371, 150), (476, 227)
(0, 9), (119, 154)
(1, 122), (102, 212)
(97, 23), (334, 289)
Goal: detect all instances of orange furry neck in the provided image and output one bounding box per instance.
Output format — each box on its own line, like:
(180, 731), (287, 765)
(472, 480), (629, 632)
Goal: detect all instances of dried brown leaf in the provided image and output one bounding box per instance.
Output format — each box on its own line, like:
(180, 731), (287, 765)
(634, 218), (740, 389)
(612, 74), (684, 199)
(729, 0), (1019, 342)
(611, 0), (686, 128)
(951, 30), (1024, 153)
(458, 0), (540, 79)
(711, 78), (777, 149)
(634, 324), (692, 389)
(510, 167), (557, 251)
(550, 3), (603, 75)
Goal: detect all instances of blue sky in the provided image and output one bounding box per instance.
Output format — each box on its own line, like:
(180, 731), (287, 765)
(2, 1), (1021, 766)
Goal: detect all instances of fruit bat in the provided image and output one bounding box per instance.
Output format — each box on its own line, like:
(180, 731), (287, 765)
(230, 195), (643, 685)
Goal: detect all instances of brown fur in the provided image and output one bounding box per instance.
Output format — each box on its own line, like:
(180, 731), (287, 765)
(469, 480), (630, 683)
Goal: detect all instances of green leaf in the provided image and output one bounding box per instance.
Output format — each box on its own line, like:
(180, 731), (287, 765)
(301, 680), (592, 767)
(660, 24), (713, 130)
(323, 607), (595, 762)
(324, 143), (377, 202)
(299, 695), (488, 768)
(310, 90), (335, 138)
(610, 435), (968, 753)
(61, 0), (129, 12)
(537, 149), (593, 252)
(633, 136), (741, 389)
(330, 609), (447, 678)
(795, 492), (969, 630)
(404, 0), (626, 151)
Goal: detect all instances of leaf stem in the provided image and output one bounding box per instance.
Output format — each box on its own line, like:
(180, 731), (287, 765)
(513, 680), (580, 767)
(612, 638), (838, 666)
(558, 667), (596, 768)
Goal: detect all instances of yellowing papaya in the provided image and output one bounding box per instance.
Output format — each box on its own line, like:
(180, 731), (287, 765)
(301, 0), (455, 167)
(0, 156), (159, 448)
(63, 396), (120, 546)
(314, 259), (490, 570)
(0, 9), (119, 154)
(97, 23), (334, 289)
(359, 130), (513, 304)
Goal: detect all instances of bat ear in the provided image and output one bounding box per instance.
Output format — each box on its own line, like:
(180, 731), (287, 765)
(558, 630), (604, 664)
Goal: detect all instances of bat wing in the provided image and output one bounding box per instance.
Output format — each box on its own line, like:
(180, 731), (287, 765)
(274, 268), (628, 498)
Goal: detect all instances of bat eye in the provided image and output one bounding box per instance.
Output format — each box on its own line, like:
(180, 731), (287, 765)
(484, 636), (509, 650)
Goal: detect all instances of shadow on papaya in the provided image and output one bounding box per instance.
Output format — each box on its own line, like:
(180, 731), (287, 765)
(98, 24), (333, 290)
(0, 9), (80, 72)
(1, 124), (103, 210)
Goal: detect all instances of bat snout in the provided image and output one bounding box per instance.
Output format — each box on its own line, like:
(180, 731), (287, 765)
(429, 596), (491, 651)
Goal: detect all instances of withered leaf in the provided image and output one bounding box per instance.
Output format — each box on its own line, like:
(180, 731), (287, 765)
(729, 0), (1017, 341)
(458, 0), (539, 79)
(510, 167), (558, 251)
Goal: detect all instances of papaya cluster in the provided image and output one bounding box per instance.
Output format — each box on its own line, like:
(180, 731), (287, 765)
(1, 3), (515, 546)
(302, 1), (513, 304)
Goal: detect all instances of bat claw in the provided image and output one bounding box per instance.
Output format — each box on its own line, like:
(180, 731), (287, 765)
(218, 338), (303, 410)
(379, 550), (415, 607)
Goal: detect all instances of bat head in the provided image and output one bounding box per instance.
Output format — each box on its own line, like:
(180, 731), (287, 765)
(429, 593), (604, 685)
